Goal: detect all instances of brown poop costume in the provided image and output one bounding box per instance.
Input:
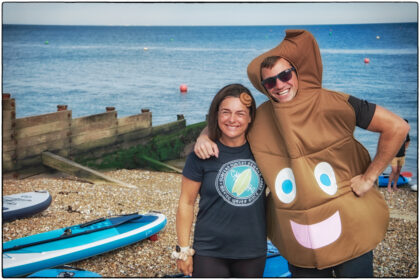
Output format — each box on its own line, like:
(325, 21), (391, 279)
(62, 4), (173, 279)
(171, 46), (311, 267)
(247, 30), (389, 269)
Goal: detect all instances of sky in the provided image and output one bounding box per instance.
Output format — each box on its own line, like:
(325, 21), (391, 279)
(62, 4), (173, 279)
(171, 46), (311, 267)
(2, 2), (418, 26)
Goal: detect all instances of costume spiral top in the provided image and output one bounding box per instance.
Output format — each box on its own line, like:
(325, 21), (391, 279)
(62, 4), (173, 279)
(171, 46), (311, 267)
(239, 92), (252, 107)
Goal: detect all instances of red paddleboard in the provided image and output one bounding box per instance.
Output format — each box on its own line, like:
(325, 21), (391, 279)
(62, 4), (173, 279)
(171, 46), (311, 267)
(401, 171), (413, 178)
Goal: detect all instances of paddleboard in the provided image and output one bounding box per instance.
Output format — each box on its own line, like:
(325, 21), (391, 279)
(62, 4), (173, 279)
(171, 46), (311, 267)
(378, 174), (411, 187)
(3, 211), (167, 277)
(264, 241), (291, 277)
(3, 190), (52, 222)
(27, 265), (101, 277)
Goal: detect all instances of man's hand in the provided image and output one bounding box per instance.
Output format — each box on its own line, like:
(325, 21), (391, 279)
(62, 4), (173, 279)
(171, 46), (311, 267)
(350, 174), (375, 196)
(177, 256), (193, 277)
(194, 134), (219, 159)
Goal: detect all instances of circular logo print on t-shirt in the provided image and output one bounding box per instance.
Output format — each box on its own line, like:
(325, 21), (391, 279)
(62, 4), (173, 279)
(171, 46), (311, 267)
(215, 159), (265, 207)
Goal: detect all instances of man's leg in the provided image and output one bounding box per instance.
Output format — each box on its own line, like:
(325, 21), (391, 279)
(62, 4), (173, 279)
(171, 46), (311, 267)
(388, 164), (398, 193)
(334, 251), (373, 277)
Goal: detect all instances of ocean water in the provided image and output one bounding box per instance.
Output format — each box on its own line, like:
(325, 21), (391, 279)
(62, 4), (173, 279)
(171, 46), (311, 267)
(2, 23), (418, 181)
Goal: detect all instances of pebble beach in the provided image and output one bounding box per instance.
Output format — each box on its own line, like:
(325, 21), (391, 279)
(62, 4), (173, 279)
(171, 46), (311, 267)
(2, 169), (418, 278)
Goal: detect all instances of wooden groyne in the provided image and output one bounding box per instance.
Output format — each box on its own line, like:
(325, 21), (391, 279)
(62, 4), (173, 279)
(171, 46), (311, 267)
(2, 93), (206, 178)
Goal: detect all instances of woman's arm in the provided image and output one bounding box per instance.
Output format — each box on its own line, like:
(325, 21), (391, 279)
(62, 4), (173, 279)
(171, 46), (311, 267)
(175, 176), (201, 276)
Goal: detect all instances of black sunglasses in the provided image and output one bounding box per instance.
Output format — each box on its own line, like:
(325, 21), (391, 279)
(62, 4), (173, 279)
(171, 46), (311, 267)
(261, 67), (295, 89)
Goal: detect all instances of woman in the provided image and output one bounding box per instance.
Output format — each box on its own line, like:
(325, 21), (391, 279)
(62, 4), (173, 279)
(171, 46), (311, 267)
(173, 84), (267, 277)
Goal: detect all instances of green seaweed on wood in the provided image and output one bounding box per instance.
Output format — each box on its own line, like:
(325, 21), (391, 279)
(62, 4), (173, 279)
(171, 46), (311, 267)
(77, 121), (206, 171)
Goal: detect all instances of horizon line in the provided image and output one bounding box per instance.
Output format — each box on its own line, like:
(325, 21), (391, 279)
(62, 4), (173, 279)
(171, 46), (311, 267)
(3, 21), (417, 27)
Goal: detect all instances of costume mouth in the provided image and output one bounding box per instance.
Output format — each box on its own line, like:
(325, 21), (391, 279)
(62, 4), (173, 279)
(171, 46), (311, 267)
(290, 211), (341, 249)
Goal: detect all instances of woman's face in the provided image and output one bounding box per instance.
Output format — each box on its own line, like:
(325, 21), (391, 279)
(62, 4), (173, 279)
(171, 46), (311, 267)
(217, 96), (251, 146)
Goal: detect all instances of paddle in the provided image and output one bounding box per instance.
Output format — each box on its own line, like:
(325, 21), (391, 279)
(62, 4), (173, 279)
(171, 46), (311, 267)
(3, 213), (142, 252)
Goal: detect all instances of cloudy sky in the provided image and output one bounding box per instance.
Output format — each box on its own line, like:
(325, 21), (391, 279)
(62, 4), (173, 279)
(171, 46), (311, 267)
(2, 2), (418, 26)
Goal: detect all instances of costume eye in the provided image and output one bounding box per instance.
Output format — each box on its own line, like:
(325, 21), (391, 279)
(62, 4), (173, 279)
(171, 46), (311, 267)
(275, 168), (296, 204)
(314, 162), (337, 196)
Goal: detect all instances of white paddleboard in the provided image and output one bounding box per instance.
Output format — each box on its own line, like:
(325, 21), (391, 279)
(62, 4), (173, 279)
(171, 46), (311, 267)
(3, 190), (52, 222)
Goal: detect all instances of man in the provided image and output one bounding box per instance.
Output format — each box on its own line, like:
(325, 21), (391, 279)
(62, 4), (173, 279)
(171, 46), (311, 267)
(194, 30), (409, 277)
(387, 119), (410, 192)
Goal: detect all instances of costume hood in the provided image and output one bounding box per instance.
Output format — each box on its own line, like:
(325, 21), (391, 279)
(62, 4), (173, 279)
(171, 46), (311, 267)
(246, 30), (389, 269)
(248, 29), (322, 98)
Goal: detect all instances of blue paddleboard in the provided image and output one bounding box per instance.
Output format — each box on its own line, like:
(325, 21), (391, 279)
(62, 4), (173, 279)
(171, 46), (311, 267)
(3, 190), (52, 222)
(264, 241), (291, 277)
(3, 211), (167, 277)
(27, 266), (101, 277)
(378, 174), (411, 187)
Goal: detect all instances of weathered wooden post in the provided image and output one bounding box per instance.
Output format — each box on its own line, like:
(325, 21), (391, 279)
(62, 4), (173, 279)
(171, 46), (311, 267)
(2, 93), (17, 172)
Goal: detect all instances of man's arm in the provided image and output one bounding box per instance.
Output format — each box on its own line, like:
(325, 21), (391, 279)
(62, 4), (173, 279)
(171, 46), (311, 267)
(351, 105), (410, 196)
(193, 126), (219, 159)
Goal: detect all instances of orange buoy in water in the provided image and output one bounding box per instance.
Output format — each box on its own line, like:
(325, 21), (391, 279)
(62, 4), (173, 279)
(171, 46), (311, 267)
(364, 58), (370, 64)
(180, 84), (188, 93)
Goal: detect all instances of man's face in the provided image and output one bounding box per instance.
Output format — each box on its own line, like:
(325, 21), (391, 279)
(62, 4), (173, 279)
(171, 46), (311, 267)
(261, 58), (298, 103)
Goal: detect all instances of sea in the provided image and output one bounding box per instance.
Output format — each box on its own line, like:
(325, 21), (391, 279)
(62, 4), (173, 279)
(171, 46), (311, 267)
(2, 23), (418, 183)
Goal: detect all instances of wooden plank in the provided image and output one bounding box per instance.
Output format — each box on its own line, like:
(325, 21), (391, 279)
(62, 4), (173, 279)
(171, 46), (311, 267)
(118, 121), (151, 134)
(2, 150), (16, 162)
(2, 98), (15, 111)
(2, 128), (14, 141)
(71, 111), (117, 134)
(16, 129), (70, 147)
(15, 119), (70, 139)
(138, 154), (182, 173)
(14, 154), (43, 170)
(71, 136), (118, 153)
(2, 159), (15, 172)
(70, 141), (123, 160)
(10, 165), (49, 179)
(2, 111), (15, 125)
(118, 113), (151, 134)
(3, 139), (17, 152)
(117, 127), (153, 143)
(151, 120), (186, 136)
(2, 126), (14, 137)
(42, 152), (137, 189)
(71, 127), (118, 146)
(16, 140), (71, 159)
(15, 110), (71, 129)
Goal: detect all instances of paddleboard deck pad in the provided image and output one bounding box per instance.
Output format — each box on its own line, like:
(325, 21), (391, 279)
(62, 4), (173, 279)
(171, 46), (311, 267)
(3, 211), (167, 277)
(3, 190), (52, 222)
(27, 265), (101, 278)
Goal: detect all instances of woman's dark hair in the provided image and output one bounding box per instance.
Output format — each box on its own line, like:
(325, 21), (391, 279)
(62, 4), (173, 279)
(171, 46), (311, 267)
(207, 84), (256, 142)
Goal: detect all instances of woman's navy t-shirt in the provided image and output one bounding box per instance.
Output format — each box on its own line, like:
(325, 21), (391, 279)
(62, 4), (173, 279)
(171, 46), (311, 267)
(183, 141), (267, 259)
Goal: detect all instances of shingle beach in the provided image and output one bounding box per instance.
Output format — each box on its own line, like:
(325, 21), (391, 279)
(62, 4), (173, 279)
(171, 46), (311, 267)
(2, 169), (418, 277)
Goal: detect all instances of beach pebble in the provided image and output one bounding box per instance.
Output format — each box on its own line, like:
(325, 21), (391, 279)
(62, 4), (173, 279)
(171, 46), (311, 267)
(2, 170), (417, 277)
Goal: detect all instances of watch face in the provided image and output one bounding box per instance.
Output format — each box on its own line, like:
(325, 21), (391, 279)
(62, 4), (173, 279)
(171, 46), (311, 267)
(176, 245), (181, 252)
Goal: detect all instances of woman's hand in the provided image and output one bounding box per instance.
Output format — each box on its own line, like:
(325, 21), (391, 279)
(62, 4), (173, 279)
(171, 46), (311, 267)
(177, 256), (193, 277)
